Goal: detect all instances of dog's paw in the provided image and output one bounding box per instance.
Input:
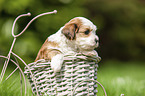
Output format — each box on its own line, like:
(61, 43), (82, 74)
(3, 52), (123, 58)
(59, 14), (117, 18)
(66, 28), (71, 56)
(50, 54), (64, 73)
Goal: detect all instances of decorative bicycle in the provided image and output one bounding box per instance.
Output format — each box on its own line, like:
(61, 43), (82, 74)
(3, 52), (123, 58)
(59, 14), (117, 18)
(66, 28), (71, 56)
(0, 10), (107, 96)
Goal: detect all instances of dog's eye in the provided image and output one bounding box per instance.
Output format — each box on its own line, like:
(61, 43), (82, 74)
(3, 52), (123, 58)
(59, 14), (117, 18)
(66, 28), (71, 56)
(84, 30), (90, 35)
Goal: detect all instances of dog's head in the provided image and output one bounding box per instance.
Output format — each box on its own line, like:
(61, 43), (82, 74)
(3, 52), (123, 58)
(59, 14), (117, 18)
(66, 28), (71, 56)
(62, 17), (99, 51)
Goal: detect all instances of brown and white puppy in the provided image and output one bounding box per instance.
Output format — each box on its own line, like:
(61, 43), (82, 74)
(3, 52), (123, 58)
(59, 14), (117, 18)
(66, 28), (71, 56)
(35, 17), (99, 73)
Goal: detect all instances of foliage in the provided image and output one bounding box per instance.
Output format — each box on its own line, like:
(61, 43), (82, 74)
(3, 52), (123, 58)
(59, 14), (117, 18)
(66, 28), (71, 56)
(85, 0), (145, 61)
(0, 0), (145, 63)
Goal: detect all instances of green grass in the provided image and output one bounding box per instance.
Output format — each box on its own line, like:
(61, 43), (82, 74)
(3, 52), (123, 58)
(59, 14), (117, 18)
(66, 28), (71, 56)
(0, 61), (145, 96)
(0, 68), (32, 96)
(97, 60), (145, 96)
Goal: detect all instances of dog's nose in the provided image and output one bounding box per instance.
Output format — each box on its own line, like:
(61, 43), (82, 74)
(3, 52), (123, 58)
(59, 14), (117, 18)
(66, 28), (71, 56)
(95, 39), (99, 43)
(95, 36), (99, 43)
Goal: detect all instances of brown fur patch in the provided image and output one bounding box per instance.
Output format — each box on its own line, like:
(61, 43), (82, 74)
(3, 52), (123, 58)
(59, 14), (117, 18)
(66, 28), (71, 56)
(62, 18), (83, 40)
(68, 18), (83, 26)
(64, 18), (93, 38)
(35, 38), (61, 61)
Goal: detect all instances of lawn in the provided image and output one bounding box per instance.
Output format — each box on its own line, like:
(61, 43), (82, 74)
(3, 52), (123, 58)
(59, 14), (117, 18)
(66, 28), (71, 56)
(97, 60), (145, 96)
(0, 60), (145, 96)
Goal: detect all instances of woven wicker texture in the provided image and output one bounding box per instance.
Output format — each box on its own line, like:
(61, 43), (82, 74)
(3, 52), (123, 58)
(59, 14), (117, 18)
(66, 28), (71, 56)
(24, 53), (101, 96)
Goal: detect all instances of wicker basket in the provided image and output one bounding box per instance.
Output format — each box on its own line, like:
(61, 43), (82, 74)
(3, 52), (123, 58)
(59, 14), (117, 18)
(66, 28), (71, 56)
(24, 53), (101, 96)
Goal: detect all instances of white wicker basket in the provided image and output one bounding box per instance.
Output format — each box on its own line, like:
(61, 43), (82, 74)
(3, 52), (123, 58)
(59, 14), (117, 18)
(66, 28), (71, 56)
(24, 53), (101, 96)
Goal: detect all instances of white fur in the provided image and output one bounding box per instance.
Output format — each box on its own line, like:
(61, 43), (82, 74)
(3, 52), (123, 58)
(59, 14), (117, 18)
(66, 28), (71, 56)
(47, 17), (99, 72)
(50, 54), (64, 73)
(48, 28), (78, 54)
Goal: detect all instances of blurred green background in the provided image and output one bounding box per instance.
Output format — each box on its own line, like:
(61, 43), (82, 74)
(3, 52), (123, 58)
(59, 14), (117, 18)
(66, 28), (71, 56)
(0, 0), (145, 96)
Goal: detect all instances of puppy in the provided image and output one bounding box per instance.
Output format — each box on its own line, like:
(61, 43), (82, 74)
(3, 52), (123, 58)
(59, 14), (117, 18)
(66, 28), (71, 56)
(35, 17), (99, 73)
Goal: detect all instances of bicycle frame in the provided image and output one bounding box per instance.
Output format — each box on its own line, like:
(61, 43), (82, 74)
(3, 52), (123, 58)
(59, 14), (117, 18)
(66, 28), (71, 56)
(0, 10), (57, 96)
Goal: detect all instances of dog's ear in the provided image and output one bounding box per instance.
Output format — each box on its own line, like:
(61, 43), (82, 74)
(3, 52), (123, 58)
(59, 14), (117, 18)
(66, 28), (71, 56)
(62, 24), (78, 40)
